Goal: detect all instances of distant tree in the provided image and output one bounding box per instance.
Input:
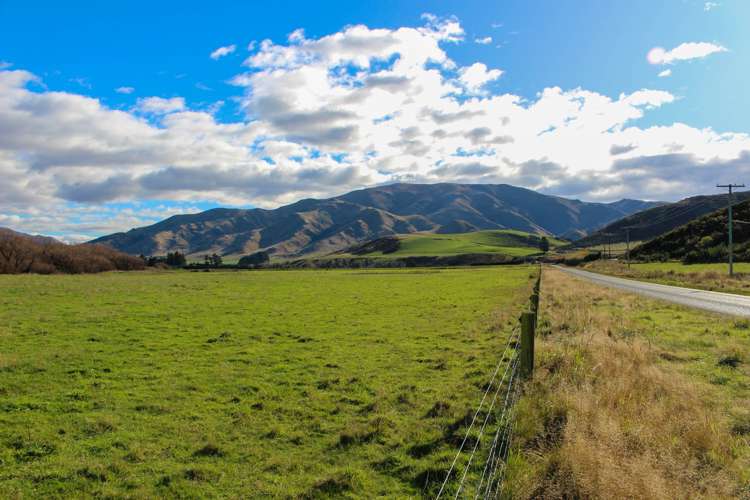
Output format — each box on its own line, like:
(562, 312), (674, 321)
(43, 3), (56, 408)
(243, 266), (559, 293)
(0, 236), (35, 273)
(539, 236), (550, 253)
(166, 251), (186, 267)
(211, 253), (223, 266)
(204, 254), (211, 266)
(238, 251), (270, 267)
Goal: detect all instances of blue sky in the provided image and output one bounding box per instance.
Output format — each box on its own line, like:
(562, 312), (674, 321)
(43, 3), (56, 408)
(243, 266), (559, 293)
(0, 0), (747, 240)
(3, 1), (744, 128)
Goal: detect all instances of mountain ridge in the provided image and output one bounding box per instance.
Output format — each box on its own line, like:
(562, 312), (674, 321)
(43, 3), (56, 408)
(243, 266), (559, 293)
(631, 199), (750, 263)
(574, 191), (750, 247)
(92, 183), (661, 257)
(0, 227), (60, 245)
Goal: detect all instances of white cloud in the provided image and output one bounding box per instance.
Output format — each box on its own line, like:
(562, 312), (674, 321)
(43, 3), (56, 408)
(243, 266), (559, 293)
(136, 96), (186, 114)
(1, 16), (749, 239)
(458, 62), (503, 92)
(420, 13), (464, 43)
(210, 44), (237, 60)
(704, 2), (719, 11)
(288, 28), (305, 43)
(474, 36), (493, 45)
(647, 42), (727, 65)
(657, 69), (672, 78)
(115, 86), (135, 94)
(227, 73), (253, 87)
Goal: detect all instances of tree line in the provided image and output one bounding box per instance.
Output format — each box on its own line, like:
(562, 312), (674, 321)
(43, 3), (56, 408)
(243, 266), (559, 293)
(140, 252), (223, 268)
(0, 234), (145, 274)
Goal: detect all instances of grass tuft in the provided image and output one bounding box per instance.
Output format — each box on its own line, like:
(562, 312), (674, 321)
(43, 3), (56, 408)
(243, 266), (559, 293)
(303, 470), (359, 498)
(718, 353), (743, 368)
(192, 444), (224, 458)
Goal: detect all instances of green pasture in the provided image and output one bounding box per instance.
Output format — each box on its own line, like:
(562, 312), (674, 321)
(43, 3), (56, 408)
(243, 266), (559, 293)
(359, 230), (566, 258)
(0, 266), (533, 497)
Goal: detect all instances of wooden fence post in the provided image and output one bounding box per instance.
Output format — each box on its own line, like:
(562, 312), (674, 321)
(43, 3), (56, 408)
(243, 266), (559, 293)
(520, 311), (535, 379)
(530, 291), (539, 314)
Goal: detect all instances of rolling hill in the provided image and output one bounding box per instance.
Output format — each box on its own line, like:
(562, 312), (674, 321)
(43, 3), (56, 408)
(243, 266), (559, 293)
(631, 199), (750, 263)
(574, 191), (750, 247)
(343, 230), (567, 258)
(93, 183), (660, 258)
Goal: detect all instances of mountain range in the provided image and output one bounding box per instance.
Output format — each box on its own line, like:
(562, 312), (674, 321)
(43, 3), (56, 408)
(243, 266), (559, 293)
(631, 199), (750, 263)
(574, 190), (750, 247)
(92, 183), (661, 258)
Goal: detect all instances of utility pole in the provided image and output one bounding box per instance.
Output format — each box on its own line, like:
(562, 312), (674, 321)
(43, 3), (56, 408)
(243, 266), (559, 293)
(717, 184), (745, 277)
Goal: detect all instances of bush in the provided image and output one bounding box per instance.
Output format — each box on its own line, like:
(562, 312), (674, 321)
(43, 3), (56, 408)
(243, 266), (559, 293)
(698, 236), (713, 248)
(0, 234), (145, 274)
(238, 251), (270, 267)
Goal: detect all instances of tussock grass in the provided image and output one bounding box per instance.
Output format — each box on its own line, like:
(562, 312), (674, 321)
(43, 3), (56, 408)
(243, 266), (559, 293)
(506, 267), (750, 499)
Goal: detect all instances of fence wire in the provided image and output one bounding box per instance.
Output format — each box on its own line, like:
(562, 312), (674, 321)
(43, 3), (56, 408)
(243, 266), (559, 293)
(436, 271), (540, 499)
(435, 329), (523, 500)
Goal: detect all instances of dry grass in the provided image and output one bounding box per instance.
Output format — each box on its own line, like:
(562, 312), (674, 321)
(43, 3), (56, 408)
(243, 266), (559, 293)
(506, 267), (749, 499)
(583, 259), (750, 295)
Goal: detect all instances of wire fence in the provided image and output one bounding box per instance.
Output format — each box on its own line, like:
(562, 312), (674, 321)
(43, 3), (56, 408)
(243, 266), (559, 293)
(435, 271), (540, 499)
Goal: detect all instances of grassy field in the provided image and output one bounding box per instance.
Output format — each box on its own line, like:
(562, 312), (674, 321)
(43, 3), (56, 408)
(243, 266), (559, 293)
(567, 240), (643, 257)
(629, 261), (750, 274)
(0, 266), (533, 498)
(505, 267), (750, 498)
(351, 230), (566, 258)
(582, 260), (750, 295)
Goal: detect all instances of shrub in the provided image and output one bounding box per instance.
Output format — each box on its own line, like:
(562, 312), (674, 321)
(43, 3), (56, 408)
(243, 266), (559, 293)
(0, 234), (145, 274)
(238, 251), (270, 267)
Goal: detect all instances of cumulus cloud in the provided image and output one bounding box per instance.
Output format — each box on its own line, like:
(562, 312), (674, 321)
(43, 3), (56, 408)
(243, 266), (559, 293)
(610, 144), (636, 156)
(704, 2), (719, 11)
(115, 86), (135, 94)
(1, 16), (749, 239)
(458, 62), (503, 93)
(474, 36), (492, 45)
(210, 44), (236, 60)
(136, 96), (186, 114)
(658, 69), (672, 78)
(647, 42), (727, 65)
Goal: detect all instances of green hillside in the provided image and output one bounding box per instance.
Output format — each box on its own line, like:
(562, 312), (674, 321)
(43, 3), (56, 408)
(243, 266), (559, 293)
(632, 199), (750, 263)
(346, 230), (566, 258)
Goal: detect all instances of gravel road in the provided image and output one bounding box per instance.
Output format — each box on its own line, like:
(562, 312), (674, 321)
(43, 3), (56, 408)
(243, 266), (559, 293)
(554, 265), (750, 318)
